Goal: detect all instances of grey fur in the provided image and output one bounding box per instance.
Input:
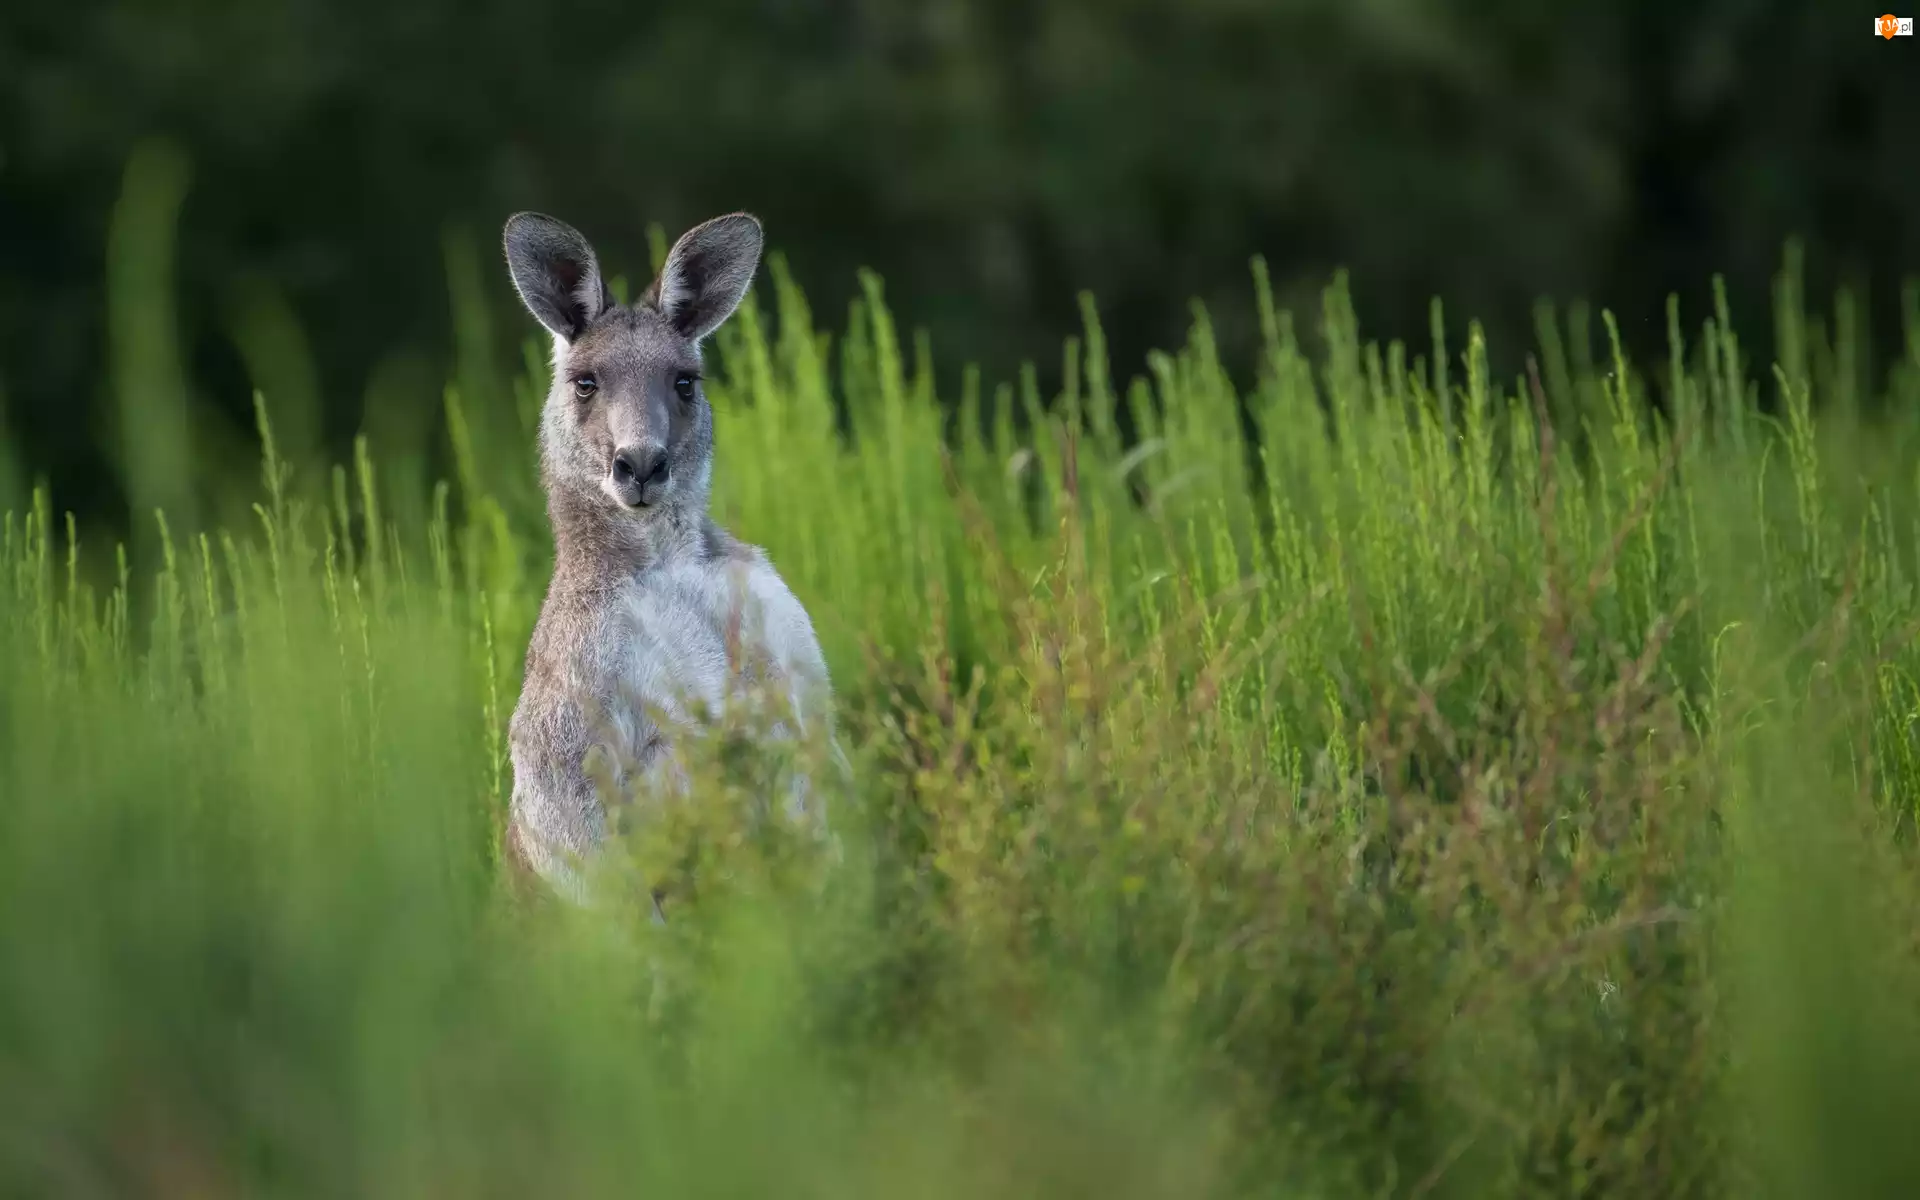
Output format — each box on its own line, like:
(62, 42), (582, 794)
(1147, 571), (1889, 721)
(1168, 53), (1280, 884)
(503, 211), (841, 908)
(644, 213), (763, 341)
(504, 213), (612, 341)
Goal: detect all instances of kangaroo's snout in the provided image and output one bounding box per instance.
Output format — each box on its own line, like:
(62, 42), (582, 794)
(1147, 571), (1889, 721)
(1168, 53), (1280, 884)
(610, 444), (670, 507)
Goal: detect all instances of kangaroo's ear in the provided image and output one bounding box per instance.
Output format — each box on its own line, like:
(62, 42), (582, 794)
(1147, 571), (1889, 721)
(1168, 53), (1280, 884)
(649, 213), (763, 341)
(503, 212), (610, 342)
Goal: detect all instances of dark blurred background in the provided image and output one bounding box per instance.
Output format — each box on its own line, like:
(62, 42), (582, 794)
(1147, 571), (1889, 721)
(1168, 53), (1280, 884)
(0, 0), (1913, 528)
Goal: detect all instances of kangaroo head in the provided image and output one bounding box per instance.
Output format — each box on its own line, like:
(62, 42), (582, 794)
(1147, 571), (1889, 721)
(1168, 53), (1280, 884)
(503, 211), (763, 518)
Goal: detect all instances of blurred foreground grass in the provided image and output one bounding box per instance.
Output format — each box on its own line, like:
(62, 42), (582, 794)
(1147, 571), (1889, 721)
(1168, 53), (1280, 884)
(6, 164), (1920, 1195)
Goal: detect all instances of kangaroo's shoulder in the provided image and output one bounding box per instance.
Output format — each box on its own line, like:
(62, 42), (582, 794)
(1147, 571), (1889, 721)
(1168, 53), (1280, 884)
(695, 515), (743, 565)
(522, 568), (626, 674)
(703, 533), (827, 679)
(698, 527), (800, 608)
(512, 571), (637, 739)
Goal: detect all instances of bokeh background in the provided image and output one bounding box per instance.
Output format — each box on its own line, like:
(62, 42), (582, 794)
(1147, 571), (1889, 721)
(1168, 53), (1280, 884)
(1, 0), (1911, 531)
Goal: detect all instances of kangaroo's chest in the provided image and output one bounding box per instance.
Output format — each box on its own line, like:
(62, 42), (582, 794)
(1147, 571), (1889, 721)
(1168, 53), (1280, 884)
(604, 560), (772, 727)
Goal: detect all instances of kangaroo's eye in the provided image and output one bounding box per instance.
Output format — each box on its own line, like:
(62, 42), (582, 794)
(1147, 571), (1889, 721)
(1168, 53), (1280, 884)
(573, 375), (597, 400)
(673, 374), (697, 402)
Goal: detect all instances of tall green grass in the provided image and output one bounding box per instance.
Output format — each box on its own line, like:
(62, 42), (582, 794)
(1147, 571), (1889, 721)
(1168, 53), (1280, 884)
(7, 156), (1920, 1195)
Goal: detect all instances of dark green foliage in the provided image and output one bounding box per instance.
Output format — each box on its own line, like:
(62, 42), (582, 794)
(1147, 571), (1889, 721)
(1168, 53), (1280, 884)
(1, 1), (1908, 538)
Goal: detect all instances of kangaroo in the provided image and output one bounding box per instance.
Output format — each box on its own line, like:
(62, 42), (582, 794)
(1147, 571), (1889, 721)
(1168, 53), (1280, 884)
(501, 210), (839, 911)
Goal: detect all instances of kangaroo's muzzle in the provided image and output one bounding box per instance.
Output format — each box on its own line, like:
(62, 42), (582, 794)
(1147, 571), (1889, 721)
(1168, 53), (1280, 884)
(610, 444), (670, 507)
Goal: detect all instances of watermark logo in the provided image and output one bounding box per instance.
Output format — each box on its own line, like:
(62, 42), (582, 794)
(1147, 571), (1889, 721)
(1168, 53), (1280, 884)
(1878, 14), (1914, 37)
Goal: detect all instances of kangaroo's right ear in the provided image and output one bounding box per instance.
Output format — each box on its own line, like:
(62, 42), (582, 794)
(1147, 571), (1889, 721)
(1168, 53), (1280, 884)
(503, 213), (610, 342)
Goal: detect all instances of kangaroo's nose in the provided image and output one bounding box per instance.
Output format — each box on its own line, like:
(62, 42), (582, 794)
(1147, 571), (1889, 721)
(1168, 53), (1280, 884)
(610, 444), (670, 504)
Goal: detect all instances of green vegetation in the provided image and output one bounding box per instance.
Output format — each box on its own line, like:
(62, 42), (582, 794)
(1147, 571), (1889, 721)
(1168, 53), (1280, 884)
(8, 202), (1920, 1195)
(11, 3), (1906, 534)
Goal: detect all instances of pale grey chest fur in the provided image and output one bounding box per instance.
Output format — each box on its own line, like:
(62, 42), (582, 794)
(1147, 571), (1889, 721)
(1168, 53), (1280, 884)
(602, 550), (830, 770)
(507, 545), (832, 901)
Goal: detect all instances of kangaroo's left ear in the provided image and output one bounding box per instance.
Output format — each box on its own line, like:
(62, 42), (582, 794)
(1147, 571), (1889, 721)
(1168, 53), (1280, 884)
(647, 213), (763, 341)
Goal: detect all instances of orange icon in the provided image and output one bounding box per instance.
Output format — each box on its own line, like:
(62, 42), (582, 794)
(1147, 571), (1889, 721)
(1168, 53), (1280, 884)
(1883, 13), (1903, 37)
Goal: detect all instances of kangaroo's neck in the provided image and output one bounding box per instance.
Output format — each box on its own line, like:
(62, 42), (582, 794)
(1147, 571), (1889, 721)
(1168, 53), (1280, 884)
(545, 483), (721, 583)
